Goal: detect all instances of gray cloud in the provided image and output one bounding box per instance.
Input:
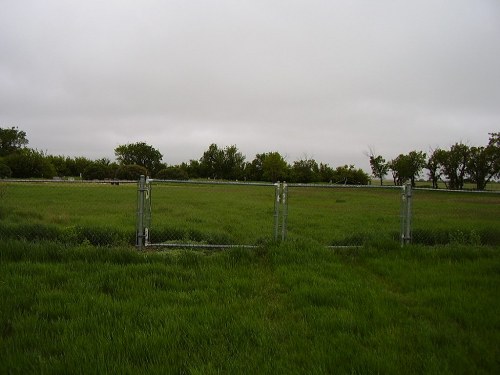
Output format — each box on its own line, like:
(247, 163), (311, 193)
(1, 0), (499, 171)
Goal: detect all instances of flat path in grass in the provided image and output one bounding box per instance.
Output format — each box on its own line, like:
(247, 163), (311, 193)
(1, 241), (499, 374)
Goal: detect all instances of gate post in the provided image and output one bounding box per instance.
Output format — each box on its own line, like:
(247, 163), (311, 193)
(274, 182), (280, 241)
(136, 175), (146, 249)
(281, 182), (288, 241)
(401, 182), (413, 246)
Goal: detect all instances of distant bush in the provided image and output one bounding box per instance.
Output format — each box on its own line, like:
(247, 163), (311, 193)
(115, 164), (148, 180)
(82, 164), (109, 180)
(0, 162), (12, 178)
(155, 166), (189, 180)
(4, 149), (56, 178)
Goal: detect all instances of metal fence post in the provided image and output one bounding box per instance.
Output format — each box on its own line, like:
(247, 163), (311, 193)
(274, 182), (280, 241)
(136, 175), (146, 249)
(281, 182), (288, 241)
(401, 182), (413, 246)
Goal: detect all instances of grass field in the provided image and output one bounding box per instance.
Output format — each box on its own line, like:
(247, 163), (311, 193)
(0, 181), (499, 373)
(1, 240), (499, 374)
(1, 181), (499, 247)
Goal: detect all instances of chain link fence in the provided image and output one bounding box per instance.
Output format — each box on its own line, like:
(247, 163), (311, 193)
(411, 188), (500, 246)
(0, 179), (137, 246)
(1, 178), (498, 249)
(136, 177), (278, 249)
(136, 178), (419, 249)
(282, 184), (405, 247)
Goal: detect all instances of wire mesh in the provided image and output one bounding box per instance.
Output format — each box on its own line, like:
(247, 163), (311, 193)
(142, 180), (277, 248)
(411, 188), (500, 246)
(2, 179), (498, 249)
(284, 184), (403, 246)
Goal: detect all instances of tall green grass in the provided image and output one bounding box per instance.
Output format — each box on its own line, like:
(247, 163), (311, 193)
(1, 239), (499, 374)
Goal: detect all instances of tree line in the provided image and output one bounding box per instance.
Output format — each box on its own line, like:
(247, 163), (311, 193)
(369, 132), (499, 190)
(1, 126), (498, 189)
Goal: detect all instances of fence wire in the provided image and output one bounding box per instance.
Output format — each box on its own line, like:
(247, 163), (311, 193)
(138, 179), (278, 249)
(1, 179), (498, 249)
(284, 184), (403, 246)
(411, 188), (500, 246)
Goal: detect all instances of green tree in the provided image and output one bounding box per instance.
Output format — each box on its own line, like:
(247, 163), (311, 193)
(0, 126), (29, 157)
(156, 166), (189, 180)
(390, 151), (426, 187)
(115, 164), (148, 180)
(261, 152), (288, 182)
(69, 157), (93, 178)
(82, 164), (109, 180)
(332, 165), (369, 185)
(185, 160), (201, 179)
(466, 133), (500, 190)
(369, 153), (389, 186)
(246, 153), (266, 181)
(199, 144), (245, 180)
(318, 163), (335, 183)
(426, 148), (447, 189)
(46, 155), (71, 177)
(4, 148), (56, 178)
(199, 144), (224, 179)
(114, 142), (163, 175)
(290, 158), (319, 183)
(440, 143), (471, 190)
(0, 162), (12, 178)
(222, 145), (246, 180)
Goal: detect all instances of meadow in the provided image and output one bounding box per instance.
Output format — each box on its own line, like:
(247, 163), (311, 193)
(1, 181), (499, 247)
(0, 181), (499, 373)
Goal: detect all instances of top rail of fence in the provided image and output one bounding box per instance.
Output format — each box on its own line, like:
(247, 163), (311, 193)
(148, 179), (277, 187)
(283, 183), (500, 194)
(1, 179), (137, 184)
(286, 183), (403, 190)
(413, 187), (500, 194)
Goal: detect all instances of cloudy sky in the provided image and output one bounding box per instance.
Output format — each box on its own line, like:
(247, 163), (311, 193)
(1, 0), (499, 171)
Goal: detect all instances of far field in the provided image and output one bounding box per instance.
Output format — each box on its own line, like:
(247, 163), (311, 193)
(0, 180), (499, 247)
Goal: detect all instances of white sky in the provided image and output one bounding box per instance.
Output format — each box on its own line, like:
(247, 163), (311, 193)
(1, 0), (499, 172)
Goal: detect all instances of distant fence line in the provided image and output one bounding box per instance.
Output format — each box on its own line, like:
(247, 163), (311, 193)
(1, 178), (137, 184)
(3, 178), (500, 192)
(2, 178), (498, 250)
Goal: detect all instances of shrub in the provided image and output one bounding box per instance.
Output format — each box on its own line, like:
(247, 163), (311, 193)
(0, 162), (12, 178)
(4, 149), (56, 178)
(115, 164), (148, 180)
(82, 164), (109, 180)
(155, 167), (189, 180)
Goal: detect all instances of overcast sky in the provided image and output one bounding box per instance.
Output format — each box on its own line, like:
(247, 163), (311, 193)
(1, 0), (499, 171)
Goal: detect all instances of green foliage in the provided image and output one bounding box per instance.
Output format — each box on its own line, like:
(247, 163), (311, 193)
(332, 165), (369, 185)
(4, 148), (56, 178)
(199, 143), (246, 180)
(261, 152), (288, 182)
(440, 143), (471, 190)
(0, 126), (29, 157)
(115, 164), (148, 180)
(369, 153), (389, 185)
(246, 152), (289, 182)
(466, 133), (500, 190)
(155, 166), (189, 180)
(389, 150), (426, 186)
(82, 163), (110, 180)
(426, 148), (447, 189)
(0, 162), (12, 178)
(290, 158), (319, 183)
(114, 142), (163, 175)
